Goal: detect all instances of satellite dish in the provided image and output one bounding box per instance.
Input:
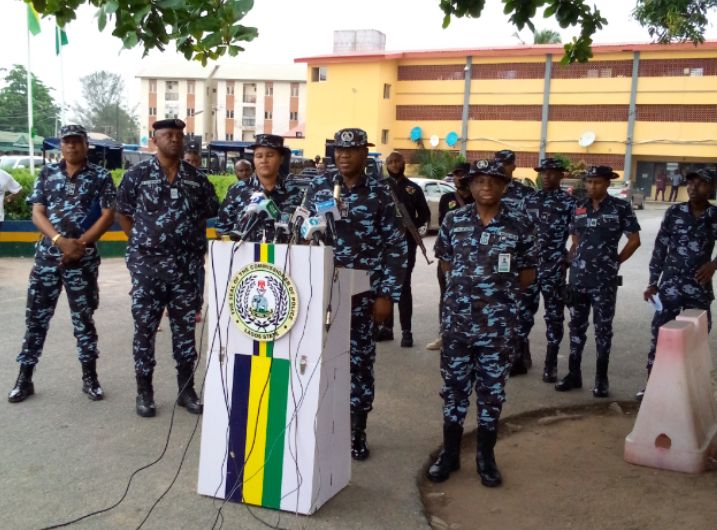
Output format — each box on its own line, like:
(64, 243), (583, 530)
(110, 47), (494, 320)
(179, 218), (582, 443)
(429, 135), (440, 148)
(410, 126), (422, 142)
(445, 131), (459, 147)
(578, 131), (596, 148)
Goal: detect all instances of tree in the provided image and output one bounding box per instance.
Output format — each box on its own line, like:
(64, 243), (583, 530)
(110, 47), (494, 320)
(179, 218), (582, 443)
(0, 65), (60, 137)
(72, 71), (139, 143)
(439, 0), (717, 63)
(27, 0), (259, 65)
(412, 147), (466, 180)
(533, 28), (561, 44)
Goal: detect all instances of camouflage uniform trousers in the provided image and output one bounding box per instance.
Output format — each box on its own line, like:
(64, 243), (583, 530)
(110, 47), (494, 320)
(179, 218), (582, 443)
(440, 332), (512, 431)
(568, 285), (618, 364)
(17, 254), (100, 366)
(130, 269), (199, 376)
(646, 281), (712, 371)
(351, 292), (377, 414)
(522, 273), (568, 347)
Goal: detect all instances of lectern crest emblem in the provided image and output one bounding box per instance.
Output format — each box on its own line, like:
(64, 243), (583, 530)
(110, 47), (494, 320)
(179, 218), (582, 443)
(227, 263), (299, 341)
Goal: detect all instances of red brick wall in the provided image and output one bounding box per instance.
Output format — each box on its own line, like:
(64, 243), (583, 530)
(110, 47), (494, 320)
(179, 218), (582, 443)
(639, 58), (717, 77)
(636, 104), (717, 122)
(397, 65), (465, 81)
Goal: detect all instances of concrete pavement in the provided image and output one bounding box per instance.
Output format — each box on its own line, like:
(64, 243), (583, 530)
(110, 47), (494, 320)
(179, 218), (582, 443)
(1, 205), (714, 529)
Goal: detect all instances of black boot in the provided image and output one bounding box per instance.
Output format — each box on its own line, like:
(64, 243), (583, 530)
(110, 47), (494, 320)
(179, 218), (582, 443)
(555, 355), (582, 391)
(81, 360), (104, 401)
(400, 330), (413, 348)
(177, 362), (203, 414)
(351, 411), (370, 460)
(136, 373), (156, 418)
(542, 344), (559, 383)
(8, 364), (35, 403)
(593, 358), (609, 398)
(374, 325), (394, 342)
(509, 339), (528, 376)
(523, 339), (533, 370)
(426, 423), (463, 482)
(476, 428), (502, 487)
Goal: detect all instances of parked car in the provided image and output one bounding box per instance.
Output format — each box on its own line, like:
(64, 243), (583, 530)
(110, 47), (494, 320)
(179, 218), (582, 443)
(409, 177), (456, 235)
(608, 181), (644, 210)
(0, 155), (44, 170)
(560, 177), (587, 200)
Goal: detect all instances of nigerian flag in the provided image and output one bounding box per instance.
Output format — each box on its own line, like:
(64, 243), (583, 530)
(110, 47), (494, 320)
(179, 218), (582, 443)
(27, 3), (41, 36)
(55, 26), (68, 55)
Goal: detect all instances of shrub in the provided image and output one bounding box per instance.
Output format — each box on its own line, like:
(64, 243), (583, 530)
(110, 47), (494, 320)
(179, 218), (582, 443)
(4, 169), (35, 220)
(411, 147), (466, 180)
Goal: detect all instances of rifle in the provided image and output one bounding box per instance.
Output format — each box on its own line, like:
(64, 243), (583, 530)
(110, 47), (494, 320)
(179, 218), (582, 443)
(384, 176), (434, 265)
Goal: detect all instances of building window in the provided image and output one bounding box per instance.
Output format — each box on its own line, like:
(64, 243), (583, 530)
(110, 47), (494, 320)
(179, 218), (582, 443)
(290, 111), (298, 121)
(498, 69), (517, 80)
(149, 80), (157, 93)
(264, 111), (273, 120)
(226, 83), (234, 96)
(187, 80), (195, 94)
(265, 83), (273, 96)
(381, 129), (389, 144)
(290, 82), (299, 97)
(689, 67), (704, 77)
(165, 81), (178, 101)
(383, 84), (391, 99)
(187, 108), (194, 117)
(148, 107), (156, 116)
(600, 68), (613, 78)
(243, 83), (257, 104)
(311, 67), (327, 82)
(226, 133), (234, 141)
(242, 107), (256, 127)
(226, 110), (234, 118)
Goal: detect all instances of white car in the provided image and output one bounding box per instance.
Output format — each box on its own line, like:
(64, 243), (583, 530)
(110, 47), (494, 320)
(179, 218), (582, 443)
(409, 177), (456, 235)
(0, 155), (45, 170)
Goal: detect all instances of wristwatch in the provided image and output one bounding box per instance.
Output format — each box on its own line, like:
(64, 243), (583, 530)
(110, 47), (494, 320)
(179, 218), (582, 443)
(51, 234), (62, 246)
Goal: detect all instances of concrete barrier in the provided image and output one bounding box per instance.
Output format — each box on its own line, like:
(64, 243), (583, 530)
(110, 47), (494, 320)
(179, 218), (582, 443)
(625, 309), (717, 473)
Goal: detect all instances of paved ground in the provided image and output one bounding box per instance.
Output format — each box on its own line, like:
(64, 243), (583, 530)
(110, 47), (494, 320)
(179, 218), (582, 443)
(1, 205), (715, 529)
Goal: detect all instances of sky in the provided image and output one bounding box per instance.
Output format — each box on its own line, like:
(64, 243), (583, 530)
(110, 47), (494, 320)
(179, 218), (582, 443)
(2, 0), (717, 123)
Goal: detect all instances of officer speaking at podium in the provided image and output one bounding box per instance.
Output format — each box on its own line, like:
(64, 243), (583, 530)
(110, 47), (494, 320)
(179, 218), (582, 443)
(303, 128), (407, 460)
(216, 134), (304, 242)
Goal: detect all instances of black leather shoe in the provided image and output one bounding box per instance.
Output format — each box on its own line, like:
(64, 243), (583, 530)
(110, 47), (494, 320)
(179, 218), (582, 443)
(81, 360), (104, 401)
(177, 362), (203, 414)
(542, 365), (558, 383)
(555, 372), (582, 392)
(8, 364), (34, 403)
(543, 345), (559, 383)
(476, 428), (502, 487)
(351, 412), (370, 460)
(400, 331), (413, 348)
(374, 326), (394, 342)
(136, 374), (156, 418)
(593, 376), (609, 398)
(426, 423), (463, 483)
(509, 358), (528, 376)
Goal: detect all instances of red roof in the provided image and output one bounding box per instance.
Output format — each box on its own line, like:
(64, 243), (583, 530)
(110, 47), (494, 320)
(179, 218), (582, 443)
(295, 40), (717, 64)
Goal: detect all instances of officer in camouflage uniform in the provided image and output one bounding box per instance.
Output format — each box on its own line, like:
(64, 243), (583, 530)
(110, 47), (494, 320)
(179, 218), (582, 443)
(116, 119), (219, 418)
(8, 125), (116, 403)
(303, 128), (407, 460)
(427, 160), (536, 487)
(375, 151), (431, 347)
(494, 149), (536, 375)
(556, 166), (641, 397)
(216, 134), (304, 239)
(523, 158), (576, 382)
(638, 168), (717, 401)
(426, 163), (474, 351)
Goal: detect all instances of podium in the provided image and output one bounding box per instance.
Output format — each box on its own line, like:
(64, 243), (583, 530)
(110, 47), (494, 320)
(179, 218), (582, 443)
(197, 241), (370, 514)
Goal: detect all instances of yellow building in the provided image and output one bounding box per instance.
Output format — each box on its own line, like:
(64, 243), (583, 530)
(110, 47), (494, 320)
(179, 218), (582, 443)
(296, 41), (717, 200)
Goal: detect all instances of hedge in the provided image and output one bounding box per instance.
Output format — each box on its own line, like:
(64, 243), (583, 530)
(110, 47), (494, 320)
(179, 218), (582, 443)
(4, 168), (237, 221)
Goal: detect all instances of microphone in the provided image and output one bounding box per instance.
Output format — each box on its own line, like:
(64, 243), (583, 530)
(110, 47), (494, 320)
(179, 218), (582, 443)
(274, 211), (291, 243)
(291, 206), (311, 244)
(239, 192), (280, 240)
(315, 198), (340, 246)
(333, 174), (343, 203)
(300, 216), (327, 245)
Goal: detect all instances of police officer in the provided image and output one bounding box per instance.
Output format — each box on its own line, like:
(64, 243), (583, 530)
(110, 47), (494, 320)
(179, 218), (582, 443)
(216, 134), (304, 239)
(426, 162), (473, 351)
(427, 160), (536, 487)
(375, 151), (430, 347)
(638, 168), (717, 400)
(523, 158), (576, 382)
(8, 124), (116, 403)
(303, 128), (407, 460)
(556, 166), (641, 397)
(116, 119), (219, 417)
(494, 149), (536, 375)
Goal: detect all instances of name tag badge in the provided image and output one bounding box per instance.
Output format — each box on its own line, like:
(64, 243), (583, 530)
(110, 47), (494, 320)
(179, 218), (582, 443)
(65, 182), (76, 196)
(498, 253), (511, 273)
(480, 232), (490, 245)
(170, 188), (179, 200)
(340, 202), (350, 219)
(588, 219), (598, 228)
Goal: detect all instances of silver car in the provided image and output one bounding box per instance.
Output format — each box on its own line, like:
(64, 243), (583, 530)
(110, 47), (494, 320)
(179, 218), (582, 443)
(409, 177), (456, 235)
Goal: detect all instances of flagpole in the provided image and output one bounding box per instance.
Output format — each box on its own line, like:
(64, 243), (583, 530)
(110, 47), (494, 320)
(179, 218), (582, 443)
(58, 26), (66, 124)
(26, 17), (35, 174)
